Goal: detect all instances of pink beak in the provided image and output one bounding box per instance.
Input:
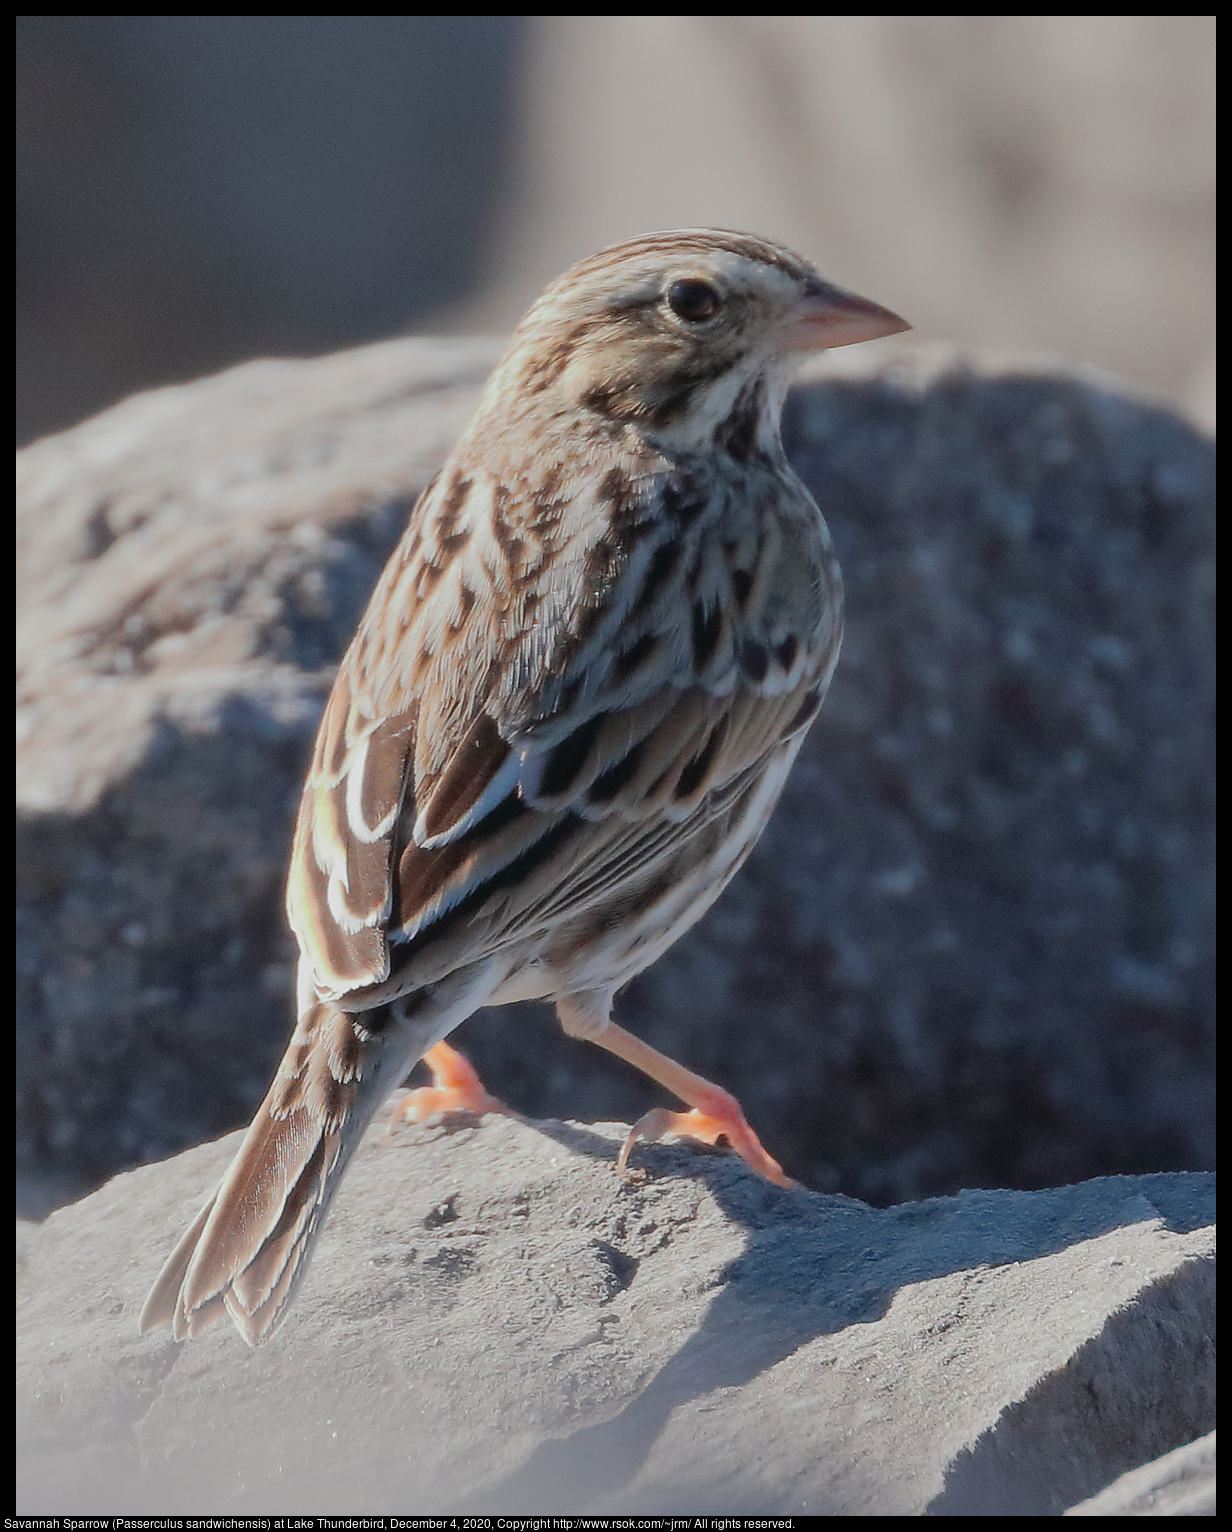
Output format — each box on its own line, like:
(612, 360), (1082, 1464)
(781, 277), (910, 351)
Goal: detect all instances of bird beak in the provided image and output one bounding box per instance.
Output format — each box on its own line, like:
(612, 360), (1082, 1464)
(781, 278), (911, 351)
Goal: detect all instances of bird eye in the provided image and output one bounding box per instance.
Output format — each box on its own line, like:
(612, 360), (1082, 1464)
(665, 279), (721, 323)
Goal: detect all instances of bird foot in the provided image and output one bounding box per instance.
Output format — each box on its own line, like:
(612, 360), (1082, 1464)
(386, 1040), (512, 1136)
(617, 1099), (796, 1188)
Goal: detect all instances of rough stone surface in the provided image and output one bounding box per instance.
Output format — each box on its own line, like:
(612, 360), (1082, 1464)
(14, 1117), (1215, 1514)
(16, 337), (1215, 1216)
(1066, 1430), (1215, 1516)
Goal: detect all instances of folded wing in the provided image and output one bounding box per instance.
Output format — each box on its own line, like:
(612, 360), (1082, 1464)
(287, 463), (838, 1008)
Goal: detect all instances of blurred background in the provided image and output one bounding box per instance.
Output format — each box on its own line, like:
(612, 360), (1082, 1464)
(17, 14), (1216, 447)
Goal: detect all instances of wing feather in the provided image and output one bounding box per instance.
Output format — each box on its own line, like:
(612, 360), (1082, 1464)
(287, 811), (388, 993)
(396, 795), (567, 941)
(348, 709), (417, 842)
(413, 712), (518, 847)
(287, 456), (839, 1011)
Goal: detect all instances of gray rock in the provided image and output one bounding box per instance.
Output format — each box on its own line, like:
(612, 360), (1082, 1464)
(14, 1117), (1215, 1513)
(1066, 1430), (1215, 1516)
(16, 338), (1215, 1216)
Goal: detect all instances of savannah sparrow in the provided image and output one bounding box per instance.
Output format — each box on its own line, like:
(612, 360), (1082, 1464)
(141, 229), (907, 1346)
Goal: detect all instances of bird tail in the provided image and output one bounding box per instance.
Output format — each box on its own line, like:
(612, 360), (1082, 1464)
(140, 1001), (411, 1347)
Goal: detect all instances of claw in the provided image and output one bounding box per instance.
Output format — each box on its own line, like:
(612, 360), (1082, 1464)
(386, 1040), (511, 1137)
(617, 1102), (796, 1188)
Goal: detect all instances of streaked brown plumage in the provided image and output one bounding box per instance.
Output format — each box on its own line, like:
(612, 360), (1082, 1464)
(140, 229), (908, 1346)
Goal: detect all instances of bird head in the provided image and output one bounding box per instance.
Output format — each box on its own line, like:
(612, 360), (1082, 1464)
(489, 229), (909, 452)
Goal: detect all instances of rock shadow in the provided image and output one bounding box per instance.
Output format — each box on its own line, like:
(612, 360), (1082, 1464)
(470, 1157), (1213, 1513)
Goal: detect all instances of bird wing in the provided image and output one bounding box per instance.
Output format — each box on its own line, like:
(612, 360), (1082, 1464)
(287, 459), (839, 1004)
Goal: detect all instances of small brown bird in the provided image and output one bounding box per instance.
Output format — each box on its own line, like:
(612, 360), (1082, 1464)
(140, 229), (908, 1346)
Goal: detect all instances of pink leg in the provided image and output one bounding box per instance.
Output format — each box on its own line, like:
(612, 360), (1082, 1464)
(386, 1040), (513, 1134)
(587, 1020), (795, 1189)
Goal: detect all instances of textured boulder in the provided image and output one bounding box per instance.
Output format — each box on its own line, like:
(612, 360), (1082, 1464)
(15, 1116), (1215, 1513)
(1066, 1430), (1215, 1516)
(16, 337), (1215, 1215)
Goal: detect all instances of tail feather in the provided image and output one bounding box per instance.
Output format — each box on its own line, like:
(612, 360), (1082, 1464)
(217, 1125), (340, 1340)
(142, 968), (502, 1346)
(142, 1003), (407, 1347)
(139, 1194), (217, 1335)
(177, 1102), (333, 1318)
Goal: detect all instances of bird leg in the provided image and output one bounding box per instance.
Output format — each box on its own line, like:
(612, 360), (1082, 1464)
(601, 1022), (796, 1188)
(390, 1020), (796, 1191)
(386, 1040), (513, 1135)
(557, 996), (795, 1188)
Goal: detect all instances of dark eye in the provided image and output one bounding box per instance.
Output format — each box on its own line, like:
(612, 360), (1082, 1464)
(665, 278), (721, 323)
